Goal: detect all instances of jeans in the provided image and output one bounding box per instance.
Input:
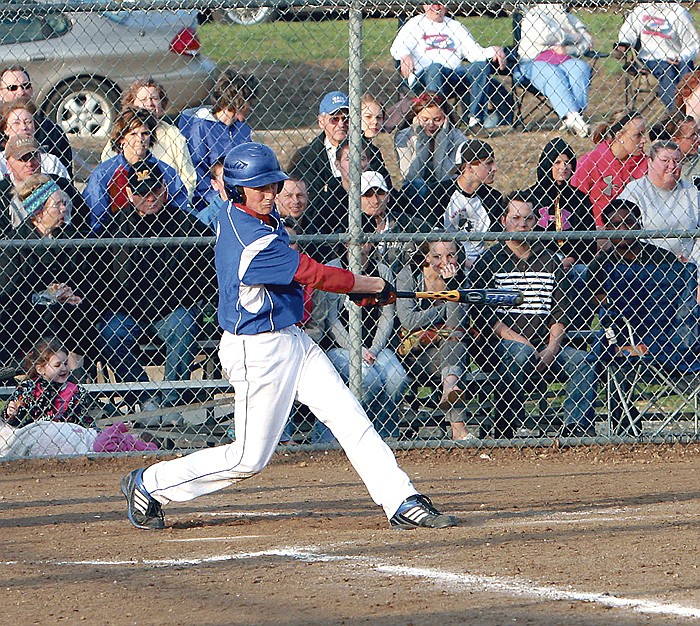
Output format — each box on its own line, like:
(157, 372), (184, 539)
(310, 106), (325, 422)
(312, 348), (409, 441)
(561, 263), (595, 336)
(641, 59), (694, 110)
(99, 306), (199, 386)
(515, 59), (591, 119)
(417, 61), (492, 120)
(493, 340), (598, 434)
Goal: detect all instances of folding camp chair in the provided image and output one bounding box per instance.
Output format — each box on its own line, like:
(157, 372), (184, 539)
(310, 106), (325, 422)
(509, 7), (608, 131)
(613, 43), (665, 121)
(596, 261), (700, 438)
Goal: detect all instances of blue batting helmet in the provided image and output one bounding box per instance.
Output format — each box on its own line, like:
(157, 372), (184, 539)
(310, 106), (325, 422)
(223, 142), (288, 200)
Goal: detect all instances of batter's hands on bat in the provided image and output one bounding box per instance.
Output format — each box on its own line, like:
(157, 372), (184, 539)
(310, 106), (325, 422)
(349, 280), (397, 307)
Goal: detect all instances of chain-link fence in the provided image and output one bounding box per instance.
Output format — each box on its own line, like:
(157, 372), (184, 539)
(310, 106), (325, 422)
(0, 0), (699, 459)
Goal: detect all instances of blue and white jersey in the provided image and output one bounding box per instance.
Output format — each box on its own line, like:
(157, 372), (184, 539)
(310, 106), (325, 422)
(216, 201), (303, 335)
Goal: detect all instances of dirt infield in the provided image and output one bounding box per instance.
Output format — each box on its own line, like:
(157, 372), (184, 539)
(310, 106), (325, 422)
(2, 445), (699, 625)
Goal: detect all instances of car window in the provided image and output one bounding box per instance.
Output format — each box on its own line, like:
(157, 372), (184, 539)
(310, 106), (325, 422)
(0, 13), (70, 45)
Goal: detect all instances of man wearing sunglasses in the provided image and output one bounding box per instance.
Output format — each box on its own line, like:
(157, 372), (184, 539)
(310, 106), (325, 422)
(0, 66), (74, 178)
(289, 91), (390, 253)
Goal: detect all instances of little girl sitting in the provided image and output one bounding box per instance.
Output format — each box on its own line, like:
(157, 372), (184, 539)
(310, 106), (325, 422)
(0, 337), (157, 457)
(1, 337), (90, 428)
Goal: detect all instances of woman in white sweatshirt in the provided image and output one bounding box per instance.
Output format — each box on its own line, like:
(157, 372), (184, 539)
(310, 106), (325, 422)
(515, 3), (593, 138)
(617, 2), (699, 112)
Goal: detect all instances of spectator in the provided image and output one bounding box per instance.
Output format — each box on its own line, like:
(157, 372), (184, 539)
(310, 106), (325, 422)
(360, 170), (420, 272)
(587, 198), (683, 434)
(618, 140), (700, 276)
(305, 138), (370, 262)
(361, 93), (385, 139)
(469, 191), (598, 439)
(0, 338), (91, 429)
(178, 70), (256, 211)
(394, 92), (466, 201)
(360, 93), (393, 188)
(0, 66), (73, 177)
(571, 109), (648, 227)
(515, 2), (593, 138)
(0, 337), (158, 457)
(84, 108), (189, 232)
(12, 174), (94, 375)
(193, 158), (225, 233)
(675, 68), (700, 119)
(311, 244), (409, 441)
(528, 138), (597, 334)
(528, 138), (596, 269)
(395, 239), (472, 441)
(0, 136), (87, 233)
(677, 117), (700, 184)
(289, 91), (389, 211)
(0, 100), (68, 179)
(276, 176), (310, 234)
(102, 78), (197, 200)
(616, 3), (699, 112)
(432, 138), (504, 266)
(87, 160), (215, 406)
(390, 2), (508, 128)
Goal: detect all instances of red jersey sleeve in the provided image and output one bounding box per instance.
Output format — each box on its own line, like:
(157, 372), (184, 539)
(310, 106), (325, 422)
(293, 253), (355, 293)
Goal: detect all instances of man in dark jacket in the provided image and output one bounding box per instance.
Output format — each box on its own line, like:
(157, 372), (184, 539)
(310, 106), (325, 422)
(88, 160), (216, 391)
(288, 91), (390, 245)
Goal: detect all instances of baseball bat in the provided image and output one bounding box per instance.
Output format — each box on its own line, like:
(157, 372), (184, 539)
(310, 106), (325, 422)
(395, 289), (524, 307)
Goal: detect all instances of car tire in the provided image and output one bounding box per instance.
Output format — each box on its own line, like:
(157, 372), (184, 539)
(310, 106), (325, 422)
(224, 7), (277, 25)
(47, 78), (119, 138)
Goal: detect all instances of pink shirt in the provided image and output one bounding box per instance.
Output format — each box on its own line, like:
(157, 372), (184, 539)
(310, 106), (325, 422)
(571, 142), (648, 227)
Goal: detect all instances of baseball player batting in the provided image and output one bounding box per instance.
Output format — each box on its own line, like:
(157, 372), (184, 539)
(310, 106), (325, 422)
(121, 142), (458, 531)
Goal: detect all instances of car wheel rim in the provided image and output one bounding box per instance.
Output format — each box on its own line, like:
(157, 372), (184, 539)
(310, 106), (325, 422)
(57, 89), (112, 138)
(226, 7), (272, 25)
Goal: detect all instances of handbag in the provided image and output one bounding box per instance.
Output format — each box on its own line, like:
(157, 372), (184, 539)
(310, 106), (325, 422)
(397, 325), (454, 357)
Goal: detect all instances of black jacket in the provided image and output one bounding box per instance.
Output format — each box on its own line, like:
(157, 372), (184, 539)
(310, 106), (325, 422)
(526, 138), (596, 265)
(86, 204), (216, 324)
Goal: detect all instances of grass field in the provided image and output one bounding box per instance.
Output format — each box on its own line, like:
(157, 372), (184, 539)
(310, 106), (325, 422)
(199, 8), (700, 74)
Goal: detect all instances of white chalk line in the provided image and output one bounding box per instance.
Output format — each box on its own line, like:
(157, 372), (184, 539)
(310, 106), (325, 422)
(164, 535), (265, 543)
(28, 546), (700, 620)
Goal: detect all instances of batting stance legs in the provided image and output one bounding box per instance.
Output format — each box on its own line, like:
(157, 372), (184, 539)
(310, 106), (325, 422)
(140, 326), (418, 519)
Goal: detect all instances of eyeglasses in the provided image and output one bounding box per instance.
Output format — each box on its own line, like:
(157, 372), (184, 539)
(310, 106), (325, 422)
(1, 82), (31, 92)
(46, 199), (68, 210)
(326, 113), (348, 125)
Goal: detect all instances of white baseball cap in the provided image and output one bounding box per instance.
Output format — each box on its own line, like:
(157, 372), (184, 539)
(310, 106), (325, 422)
(360, 171), (389, 195)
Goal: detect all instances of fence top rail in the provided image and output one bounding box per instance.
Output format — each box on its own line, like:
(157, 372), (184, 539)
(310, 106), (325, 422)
(1, 229), (698, 249)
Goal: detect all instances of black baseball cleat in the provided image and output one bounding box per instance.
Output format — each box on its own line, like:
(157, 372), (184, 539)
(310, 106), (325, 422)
(390, 494), (458, 529)
(121, 468), (165, 530)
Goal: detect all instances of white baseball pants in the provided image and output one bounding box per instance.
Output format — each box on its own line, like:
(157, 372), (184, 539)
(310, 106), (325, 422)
(142, 325), (418, 519)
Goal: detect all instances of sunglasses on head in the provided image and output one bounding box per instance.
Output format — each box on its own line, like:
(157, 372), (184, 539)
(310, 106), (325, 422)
(2, 82), (31, 92)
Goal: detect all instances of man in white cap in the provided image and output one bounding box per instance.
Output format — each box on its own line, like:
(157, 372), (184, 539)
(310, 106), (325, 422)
(360, 170), (421, 273)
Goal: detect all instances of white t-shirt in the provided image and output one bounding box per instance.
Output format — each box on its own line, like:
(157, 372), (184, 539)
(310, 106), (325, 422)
(390, 14), (495, 73)
(618, 175), (700, 268)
